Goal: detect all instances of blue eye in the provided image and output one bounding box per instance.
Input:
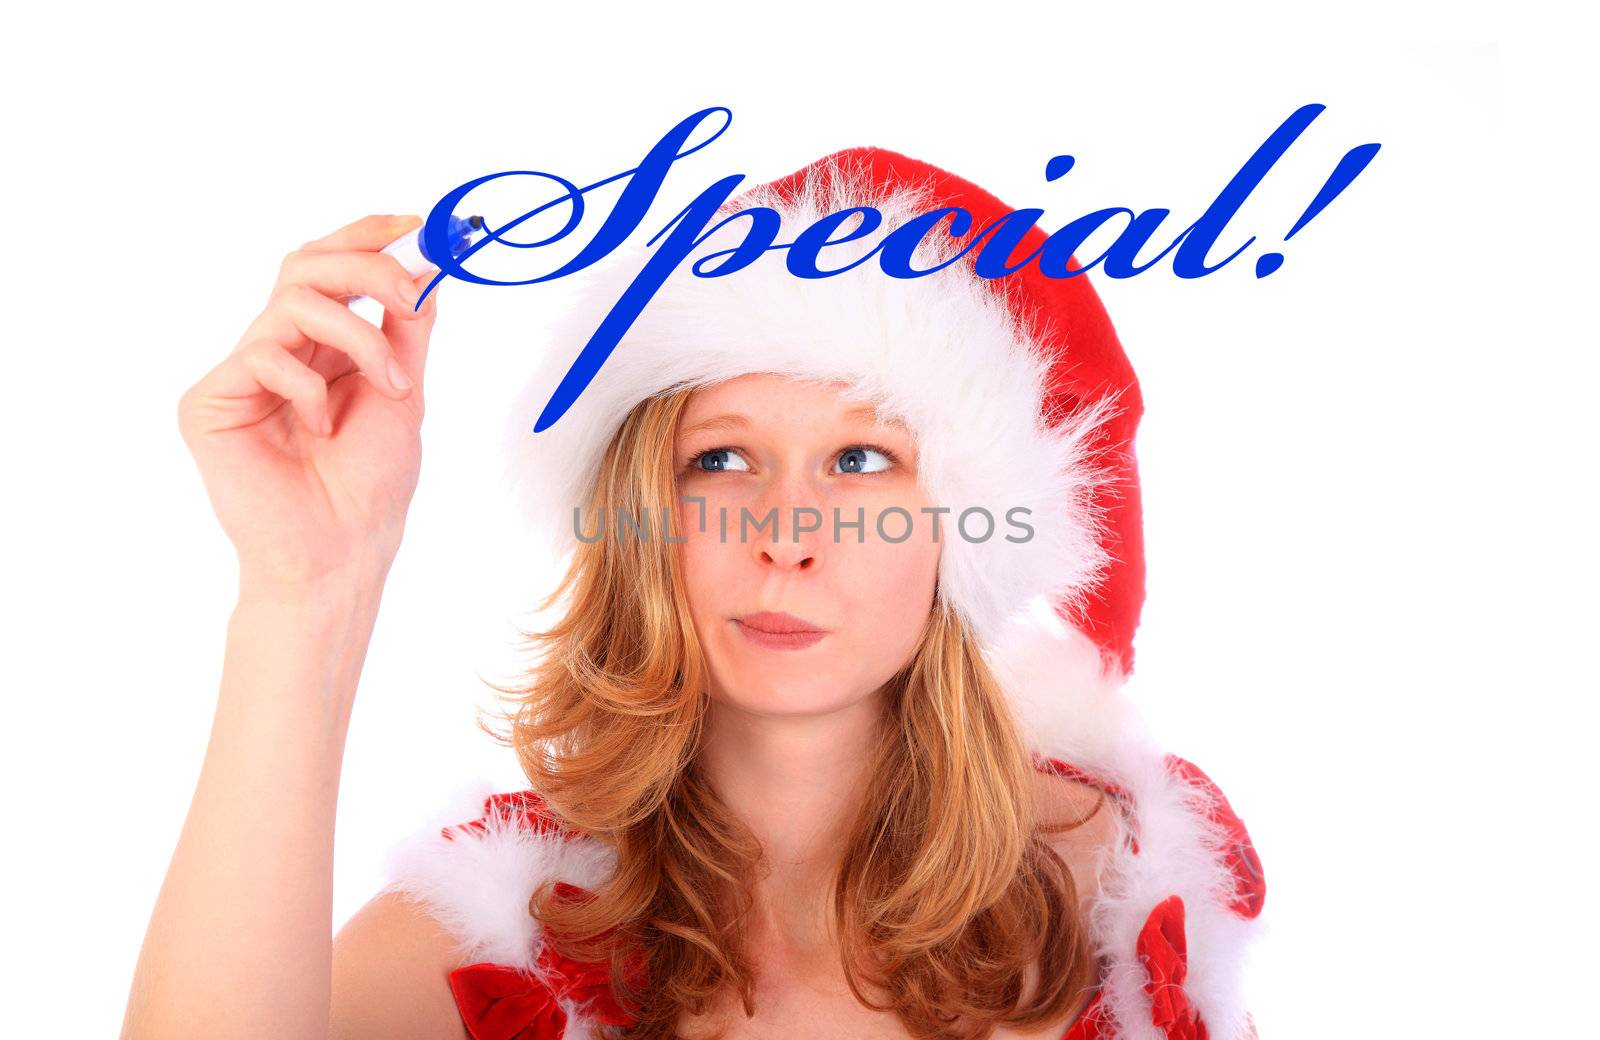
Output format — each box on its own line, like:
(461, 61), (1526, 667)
(834, 446), (895, 474)
(691, 448), (749, 473)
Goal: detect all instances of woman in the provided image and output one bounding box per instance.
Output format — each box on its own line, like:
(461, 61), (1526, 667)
(124, 149), (1265, 1040)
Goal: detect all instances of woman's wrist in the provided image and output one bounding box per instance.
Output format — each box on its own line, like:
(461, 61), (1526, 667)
(237, 553), (394, 610)
(228, 562), (390, 716)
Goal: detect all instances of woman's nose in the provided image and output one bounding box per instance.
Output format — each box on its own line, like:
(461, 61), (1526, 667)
(760, 543), (816, 571)
(749, 484), (826, 571)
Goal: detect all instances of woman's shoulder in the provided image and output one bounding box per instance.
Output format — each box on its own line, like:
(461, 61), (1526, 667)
(1031, 749), (1267, 1040)
(1031, 762), (1122, 921)
(329, 886), (475, 1040)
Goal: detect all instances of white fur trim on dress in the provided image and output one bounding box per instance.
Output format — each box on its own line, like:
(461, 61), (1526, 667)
(381, 613), (1265, 1039)
(990, 606), (1267, 1040)
(500, 154), (1120, 656)
(381, 779), (618, 978)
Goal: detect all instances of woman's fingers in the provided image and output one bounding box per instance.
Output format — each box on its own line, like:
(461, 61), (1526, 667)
(240, 341), (334, 436)
(381, 271), (441, 401)
(183, 339), (332, 438)
(250, 284), (416, 399)
(298, 212), (422, 254)
(182, 213), (442, 445)
(276, 249), (429, 322)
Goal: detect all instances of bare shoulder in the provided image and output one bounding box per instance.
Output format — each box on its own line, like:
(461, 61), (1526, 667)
(1030, 768), (1120, 902)
(330, 886), (471, 1040)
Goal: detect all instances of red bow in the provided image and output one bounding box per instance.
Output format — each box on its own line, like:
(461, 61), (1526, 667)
(448, 956), (635, 1040)
(449, 922), (641, 1040)
(1136, 894), (1209, 1040)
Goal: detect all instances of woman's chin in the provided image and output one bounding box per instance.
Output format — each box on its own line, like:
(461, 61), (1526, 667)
(708, 674), (856, 718)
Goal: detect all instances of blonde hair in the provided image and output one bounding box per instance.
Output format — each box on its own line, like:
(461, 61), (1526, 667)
(480, 387), (1103, 1039)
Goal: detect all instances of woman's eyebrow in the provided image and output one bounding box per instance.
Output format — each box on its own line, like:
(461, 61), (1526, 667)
(844, 404), (908, 430)
(679, 413), (750, 438)
(679, 406), (905, 439)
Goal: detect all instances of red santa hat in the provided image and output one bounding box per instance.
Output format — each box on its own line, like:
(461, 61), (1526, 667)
(501, 146), (1146, 694)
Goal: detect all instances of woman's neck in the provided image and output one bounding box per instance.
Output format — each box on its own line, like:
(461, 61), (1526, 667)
(697, 685), (889, 951)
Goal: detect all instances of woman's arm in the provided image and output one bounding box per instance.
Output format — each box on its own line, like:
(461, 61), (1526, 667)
(121, 212), (443, 1040)
(122, 574), (385, 1040)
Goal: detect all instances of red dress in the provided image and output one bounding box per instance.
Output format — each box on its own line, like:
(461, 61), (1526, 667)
(403, 753), (1265, 1040)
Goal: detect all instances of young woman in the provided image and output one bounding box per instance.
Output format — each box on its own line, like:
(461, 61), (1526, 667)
(123, 149), (1266, 1040)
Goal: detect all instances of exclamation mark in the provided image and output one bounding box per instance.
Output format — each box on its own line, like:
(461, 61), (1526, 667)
(1255, 140), (1382, 278)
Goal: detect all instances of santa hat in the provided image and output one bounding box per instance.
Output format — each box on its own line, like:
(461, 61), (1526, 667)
(501, 146), (1146, 696)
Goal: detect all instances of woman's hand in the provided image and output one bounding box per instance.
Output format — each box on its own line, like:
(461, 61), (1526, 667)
(177, 213), (441, 589)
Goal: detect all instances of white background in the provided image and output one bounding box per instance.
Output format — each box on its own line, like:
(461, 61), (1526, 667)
(3, 4), (1588, 1038)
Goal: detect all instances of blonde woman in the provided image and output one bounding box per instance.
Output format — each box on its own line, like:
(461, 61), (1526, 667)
(124, 149), (1266, 1040)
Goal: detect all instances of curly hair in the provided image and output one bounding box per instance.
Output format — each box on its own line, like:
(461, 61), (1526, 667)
(478, 387), (1104, 1040)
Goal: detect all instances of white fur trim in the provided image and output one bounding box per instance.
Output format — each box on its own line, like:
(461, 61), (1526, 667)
(988, 593), (1143, 772)
(380, 780), (618, 978)
(990, 605), (1266, 1039)
(500, 153), (1119, 655)
(1085, 754), (1266, 1040)
(381, 783), (621, 1038)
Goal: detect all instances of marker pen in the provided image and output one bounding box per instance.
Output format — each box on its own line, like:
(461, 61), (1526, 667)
(347, 213), (486, 327)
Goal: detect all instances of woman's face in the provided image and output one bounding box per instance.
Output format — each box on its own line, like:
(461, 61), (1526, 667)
(673, 373), (940, 717)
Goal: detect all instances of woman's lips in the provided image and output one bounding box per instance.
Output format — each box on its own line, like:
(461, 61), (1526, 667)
(734, 611), (828, 651)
